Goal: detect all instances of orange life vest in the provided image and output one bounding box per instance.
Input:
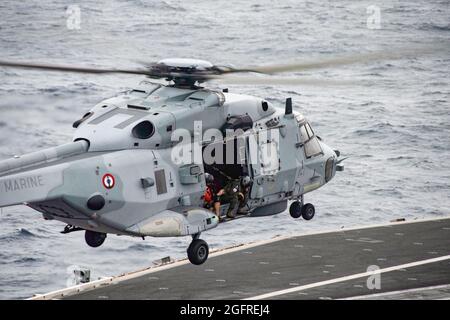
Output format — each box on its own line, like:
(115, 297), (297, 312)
(203, 186), (214, 203)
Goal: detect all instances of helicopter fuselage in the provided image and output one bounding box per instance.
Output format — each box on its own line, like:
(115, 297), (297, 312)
(0, 80), (341, 240)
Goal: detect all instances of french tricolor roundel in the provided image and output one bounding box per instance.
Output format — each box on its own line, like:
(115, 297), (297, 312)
(102, 173), (115, 189)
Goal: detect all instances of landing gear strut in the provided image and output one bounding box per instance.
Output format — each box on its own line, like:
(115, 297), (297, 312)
(85, 230), (107, 247)
(187, 233), (209, 265)
(289, 197), (315, 220)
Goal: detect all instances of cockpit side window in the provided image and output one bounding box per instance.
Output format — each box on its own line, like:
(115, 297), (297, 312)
(299, 125), (309, 143)
(304, 136), (322, 158)
(305, 123), (314, 139)
(301, 122), (322, 158)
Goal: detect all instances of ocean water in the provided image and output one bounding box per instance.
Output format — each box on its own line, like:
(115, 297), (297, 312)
(0, 0), (449, 299)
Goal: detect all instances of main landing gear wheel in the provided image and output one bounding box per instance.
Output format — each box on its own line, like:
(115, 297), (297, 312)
(301, 203), (315, 220)
(187, 239), (209, 265)
(85, 230), (107, 247)
(289, 201), (302, 219)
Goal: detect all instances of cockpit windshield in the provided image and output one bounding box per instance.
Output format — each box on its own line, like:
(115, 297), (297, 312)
(299, 122), (322, 158)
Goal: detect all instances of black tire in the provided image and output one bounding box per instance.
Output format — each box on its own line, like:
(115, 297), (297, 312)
(289, 201), (302, 219)
(85, 230), (107, 248)
(301, 203), (315, 220)
(187, 239), (209, 265)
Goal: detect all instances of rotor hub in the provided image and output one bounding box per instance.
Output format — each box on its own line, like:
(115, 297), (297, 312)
(157, 58), (214, 70)
(148, 58), (222, 87)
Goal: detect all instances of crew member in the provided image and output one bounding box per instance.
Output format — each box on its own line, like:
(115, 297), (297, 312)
(217, 175), (252, 219)
(203, 173), (222, 221)
(238, 176), (251, 210)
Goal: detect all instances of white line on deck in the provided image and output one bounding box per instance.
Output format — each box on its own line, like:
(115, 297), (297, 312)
(340, 284), (450, 300)
(243, 255), (450, 300)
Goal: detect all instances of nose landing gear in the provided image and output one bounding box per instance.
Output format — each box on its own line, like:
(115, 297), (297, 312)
(289, 197), (315, 220)
(187, 233), (209, 265)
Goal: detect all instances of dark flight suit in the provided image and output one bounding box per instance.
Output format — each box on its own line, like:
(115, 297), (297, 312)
(220, 179), (241, 218)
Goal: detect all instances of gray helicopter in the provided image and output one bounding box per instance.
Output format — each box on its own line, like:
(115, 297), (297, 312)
(0, 56), (360, 265)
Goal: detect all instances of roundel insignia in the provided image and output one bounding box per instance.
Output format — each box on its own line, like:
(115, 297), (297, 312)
(102, 174), (115, 189)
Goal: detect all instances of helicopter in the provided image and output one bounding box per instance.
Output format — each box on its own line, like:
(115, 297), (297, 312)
(0, 52), (423, 265)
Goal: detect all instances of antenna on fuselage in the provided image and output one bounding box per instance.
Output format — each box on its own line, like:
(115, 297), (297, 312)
(285, 97), (293, 115)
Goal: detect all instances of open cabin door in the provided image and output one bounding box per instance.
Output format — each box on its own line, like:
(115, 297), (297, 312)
(202, 137), (247, 189)
(247, 130), (281, 199)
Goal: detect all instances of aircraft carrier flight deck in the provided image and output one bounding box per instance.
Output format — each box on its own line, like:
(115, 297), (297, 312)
(32, 217), (450, 300)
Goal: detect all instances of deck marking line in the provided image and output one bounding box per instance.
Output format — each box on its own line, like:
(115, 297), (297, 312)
(243, 255), (450, 300)
(340, 284), (450, 300)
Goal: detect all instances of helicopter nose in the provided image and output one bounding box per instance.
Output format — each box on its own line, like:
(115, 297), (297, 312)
(317, 142), (343, 184)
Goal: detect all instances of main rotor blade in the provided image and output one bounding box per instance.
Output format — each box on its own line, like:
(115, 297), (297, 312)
(210, 75), (359, 86)
(227, 46), (437, 74)
(0, 60), (151, 76)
